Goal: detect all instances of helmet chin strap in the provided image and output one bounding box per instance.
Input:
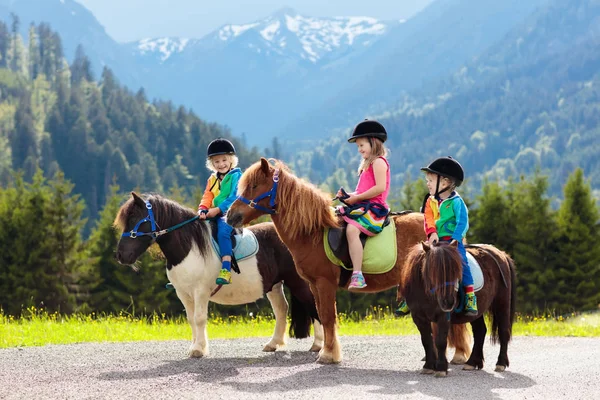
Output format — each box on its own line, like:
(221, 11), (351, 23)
(434, 176), (452, 198)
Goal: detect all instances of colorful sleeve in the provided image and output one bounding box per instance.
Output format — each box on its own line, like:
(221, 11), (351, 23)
(218, 172), (241, 214)
(199, 178), (215, 210)
(423, 197), (438, 237)
(451, 197), (469, 241)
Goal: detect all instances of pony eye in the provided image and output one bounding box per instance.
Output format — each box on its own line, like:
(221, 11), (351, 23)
(251, 184), (258, 189)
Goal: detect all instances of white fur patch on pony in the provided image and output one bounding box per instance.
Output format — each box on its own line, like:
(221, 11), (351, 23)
(466, 252), (484, 292)
(167, 243), (264, 305)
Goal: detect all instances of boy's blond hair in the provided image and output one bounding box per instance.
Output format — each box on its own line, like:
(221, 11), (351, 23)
(358, 137), (388, 174)
(206, 154), (239, 173)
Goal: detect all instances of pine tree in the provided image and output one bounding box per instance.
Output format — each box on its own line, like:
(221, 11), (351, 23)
(0, 172), (78, 314)
(510, 174), (558, 313)
(70, 45), (93, 85)
(469, 180), (516, 253)
(555, 168), (600, 312)
(45, 171), (87, 312)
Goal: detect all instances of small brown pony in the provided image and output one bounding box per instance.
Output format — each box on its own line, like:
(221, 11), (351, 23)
(401, 241), (516, 377)
(227, 158), (470, 364)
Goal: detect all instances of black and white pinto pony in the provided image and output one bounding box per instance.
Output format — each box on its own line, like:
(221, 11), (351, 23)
(115, 192), (323, 357)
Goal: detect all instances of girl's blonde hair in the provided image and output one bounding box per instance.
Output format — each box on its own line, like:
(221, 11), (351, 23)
(358, 137), (388, 174)
(206, 154), (239, 173)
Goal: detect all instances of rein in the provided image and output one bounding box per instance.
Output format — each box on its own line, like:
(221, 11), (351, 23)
(122, 200), (199, 240)
(237, 168), (279, 214)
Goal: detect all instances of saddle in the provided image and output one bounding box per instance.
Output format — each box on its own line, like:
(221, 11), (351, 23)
(327, 219), (369, 270)
(208, 219), (242, 274)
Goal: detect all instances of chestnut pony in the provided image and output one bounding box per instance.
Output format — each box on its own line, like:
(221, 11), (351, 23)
(227, 158), (470, 364)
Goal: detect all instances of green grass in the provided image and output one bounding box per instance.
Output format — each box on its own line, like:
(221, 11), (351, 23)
(1, 307), (599, 349)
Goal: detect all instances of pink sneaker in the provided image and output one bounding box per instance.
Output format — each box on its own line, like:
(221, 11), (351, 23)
(349, 272), (367, 289)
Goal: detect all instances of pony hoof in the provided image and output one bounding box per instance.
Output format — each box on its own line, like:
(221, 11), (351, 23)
(309, 344), (322, 352)
(495, 365), (506, 372)
(463, 364), (478, 371)
(262, 340), (285, 352)
(316, 352), (339, 364)
(450, 355), (468, 365)
(420, 368), (434, 375)
(434, 371), (448, 378)
(189, 349), (207, 358)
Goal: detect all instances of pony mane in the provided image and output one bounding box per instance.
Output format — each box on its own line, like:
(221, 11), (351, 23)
(400, 243), (463, 300)
(240, 159), (339, 242)
(114, 193), (211, 258)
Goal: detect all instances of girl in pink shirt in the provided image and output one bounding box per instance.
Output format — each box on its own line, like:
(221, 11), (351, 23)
(336, 119), (391, 289)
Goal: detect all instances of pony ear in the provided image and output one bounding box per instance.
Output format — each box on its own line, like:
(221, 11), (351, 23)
(260, 157), (271, 175)
(421, 241), (431, 252)
(131, 192), (146, 208)
(450, 240), (459, 248)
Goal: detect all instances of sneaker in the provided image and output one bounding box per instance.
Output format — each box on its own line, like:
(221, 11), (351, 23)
(216, 268), (231, 285)
(348, 272), (367, 289)
(464, 292), (478, 316)
(165, 282), (175, 290)
(395, 300), (410, 317)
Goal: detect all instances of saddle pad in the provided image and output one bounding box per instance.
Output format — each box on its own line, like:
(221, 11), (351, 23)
(324, 221), (397, 274)
(466, 251), (484, 292)
(210, 226), (259, 262)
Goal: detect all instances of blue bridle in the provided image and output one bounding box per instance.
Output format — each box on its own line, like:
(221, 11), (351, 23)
(237, 168), (279, 214)
(429, 280), (459, 294)
(122, 200), (200, 240)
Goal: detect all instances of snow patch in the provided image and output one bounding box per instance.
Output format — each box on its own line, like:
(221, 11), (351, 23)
(260, 21), (280, 41)
(137, 38), (190, 61)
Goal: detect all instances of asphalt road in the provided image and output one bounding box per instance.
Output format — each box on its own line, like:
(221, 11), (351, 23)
(1, 336), (598, 399)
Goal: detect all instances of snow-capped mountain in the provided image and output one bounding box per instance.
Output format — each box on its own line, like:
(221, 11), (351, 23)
(128, 8), (397, 65)
(126, 37), (193, 62)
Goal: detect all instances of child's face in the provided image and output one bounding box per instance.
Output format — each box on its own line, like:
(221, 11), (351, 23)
(211, 155), (232, 174)
(355, 137), (372, 159)
(425, 173), (452, 195)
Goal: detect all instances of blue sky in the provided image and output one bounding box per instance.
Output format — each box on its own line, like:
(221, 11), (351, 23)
(77, 0), (434, 42)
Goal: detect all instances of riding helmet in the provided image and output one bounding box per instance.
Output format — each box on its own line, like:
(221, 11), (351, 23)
(207, 138), (236, 157)
(347, 119), (388, 143)
(421, 156), (465, 186)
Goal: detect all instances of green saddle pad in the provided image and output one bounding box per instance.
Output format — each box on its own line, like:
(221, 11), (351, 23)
(324, 221), (397, 274)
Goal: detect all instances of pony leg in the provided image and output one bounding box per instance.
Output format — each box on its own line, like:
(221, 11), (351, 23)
(189, 293), (210, 358)
(176, 290), (197, 355)
(413, 315), (435, 374)
(464, 316), (486, 370)
(263, 282), (288, 352)
(311, 319), (324, 352)
(433, 318), (451, 377)
(312, 279), (342, 364)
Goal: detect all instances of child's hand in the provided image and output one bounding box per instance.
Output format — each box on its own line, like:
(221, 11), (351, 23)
(206, 207), (221, 218)
(428, 232), (439, 245)
(198, 209), (208, 219)
(344, 195), (360, 205)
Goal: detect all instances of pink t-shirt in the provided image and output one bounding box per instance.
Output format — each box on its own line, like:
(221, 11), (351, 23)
(354, 156), (390, 208)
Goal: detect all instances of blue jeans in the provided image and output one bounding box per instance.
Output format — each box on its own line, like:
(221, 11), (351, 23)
(440, 239), (474, 287)
(215, 216), (234, 267)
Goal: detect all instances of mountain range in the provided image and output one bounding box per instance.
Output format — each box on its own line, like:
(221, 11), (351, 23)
(0, 0), (548, 144)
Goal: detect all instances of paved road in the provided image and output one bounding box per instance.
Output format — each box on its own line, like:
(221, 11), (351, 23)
(1, 336), (598, 399)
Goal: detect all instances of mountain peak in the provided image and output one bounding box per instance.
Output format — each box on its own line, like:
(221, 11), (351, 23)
(213, 10), (393, 63)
